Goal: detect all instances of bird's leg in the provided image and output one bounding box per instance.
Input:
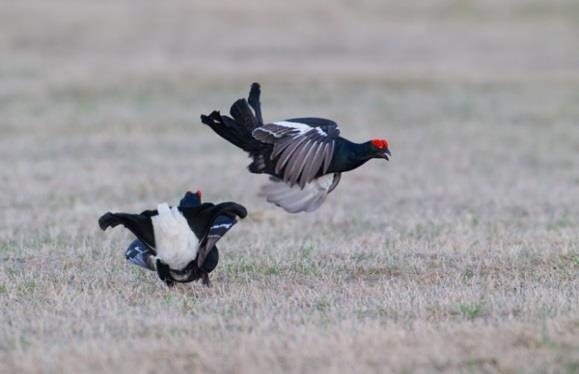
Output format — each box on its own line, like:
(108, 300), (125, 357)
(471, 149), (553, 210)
(201, 272), (211, 287)
(156, 260), (175, 287)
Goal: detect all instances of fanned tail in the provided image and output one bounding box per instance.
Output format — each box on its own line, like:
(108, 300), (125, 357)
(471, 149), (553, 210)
(200, 110), (253, 151)
(200, 82), (263, 153)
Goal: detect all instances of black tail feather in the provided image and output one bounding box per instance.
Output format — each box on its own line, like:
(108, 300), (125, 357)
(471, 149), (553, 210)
(200, 83), (265, 157)
(248, 83), (263, 125)
(229, 99), (258, 131)
(201, 109), (258, 152)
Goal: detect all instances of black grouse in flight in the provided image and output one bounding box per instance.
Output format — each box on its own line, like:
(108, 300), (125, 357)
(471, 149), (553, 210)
(200, 83), (391, 213)
(98, 191), (247, 287)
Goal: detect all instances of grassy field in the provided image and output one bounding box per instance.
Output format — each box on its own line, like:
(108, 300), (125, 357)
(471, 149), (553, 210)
(1, 0), (578, 372)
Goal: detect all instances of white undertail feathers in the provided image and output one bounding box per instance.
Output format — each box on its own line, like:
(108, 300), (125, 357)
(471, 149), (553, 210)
(151, 203), (200, 270)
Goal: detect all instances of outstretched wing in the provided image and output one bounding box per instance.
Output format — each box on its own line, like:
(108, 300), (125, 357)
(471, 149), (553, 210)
(98, 212), (156, 249)
(191, 202), (248, 268)
(252, 118), (340, 188)
(259, 173), (341, 213)
(196, 215), (237, 269)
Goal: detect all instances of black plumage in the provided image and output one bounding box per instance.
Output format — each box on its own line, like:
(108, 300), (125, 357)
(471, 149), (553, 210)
(98, 191), (247, 287)
(200, 83), (391, 213)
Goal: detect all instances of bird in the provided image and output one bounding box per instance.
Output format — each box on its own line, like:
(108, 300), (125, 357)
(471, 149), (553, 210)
(200, 83), (391, 213)
(98, 191), (247, 287)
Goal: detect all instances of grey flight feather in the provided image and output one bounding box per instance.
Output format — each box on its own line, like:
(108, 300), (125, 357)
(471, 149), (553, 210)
(252, 121), (339, 187)
(273, 135), (309, 175)
(271, 136), (295, 159)
(259, 173), (342, 213)
(285, 139), (315, 186)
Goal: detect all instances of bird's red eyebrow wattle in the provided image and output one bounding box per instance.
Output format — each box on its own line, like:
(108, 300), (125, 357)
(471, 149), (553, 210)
(371, 139), (389, 149)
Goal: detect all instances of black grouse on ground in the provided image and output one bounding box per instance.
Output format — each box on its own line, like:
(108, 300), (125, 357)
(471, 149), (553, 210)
(200, 83), (391, 213)
(98, 191), (247, 287)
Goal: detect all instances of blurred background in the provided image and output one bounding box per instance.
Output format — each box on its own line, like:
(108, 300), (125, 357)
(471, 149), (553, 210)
(1, 1), (578, 371)
(2, 0), (578, 236)
(1, 0), (578, 219)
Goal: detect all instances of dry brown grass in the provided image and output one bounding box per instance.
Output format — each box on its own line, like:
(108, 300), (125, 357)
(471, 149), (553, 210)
(1, 0), (578, 372)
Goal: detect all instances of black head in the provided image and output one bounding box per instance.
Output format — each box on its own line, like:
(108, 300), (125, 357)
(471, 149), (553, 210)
(369, 139), (391, 160)
(179, 190), (202, 208)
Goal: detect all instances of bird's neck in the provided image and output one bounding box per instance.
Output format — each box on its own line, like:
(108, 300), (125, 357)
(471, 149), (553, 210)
(330, 140), (374, 172)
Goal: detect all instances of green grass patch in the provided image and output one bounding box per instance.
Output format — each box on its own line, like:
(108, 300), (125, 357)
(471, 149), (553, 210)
(458, 302), (484, 321)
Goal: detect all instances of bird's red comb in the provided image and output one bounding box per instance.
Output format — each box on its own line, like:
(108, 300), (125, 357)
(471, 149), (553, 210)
(371, 139), (389, 149)
(196, 190), (202, 198)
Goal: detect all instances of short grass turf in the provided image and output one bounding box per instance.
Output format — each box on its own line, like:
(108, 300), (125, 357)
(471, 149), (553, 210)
(1, 0), (578, 372)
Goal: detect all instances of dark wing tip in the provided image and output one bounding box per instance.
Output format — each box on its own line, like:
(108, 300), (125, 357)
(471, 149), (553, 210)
(221, 202), (248, 219)
(237, 204), (248, 219)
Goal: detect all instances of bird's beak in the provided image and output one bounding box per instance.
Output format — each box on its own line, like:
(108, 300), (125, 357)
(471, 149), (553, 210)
(381, 148), (391, 161)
